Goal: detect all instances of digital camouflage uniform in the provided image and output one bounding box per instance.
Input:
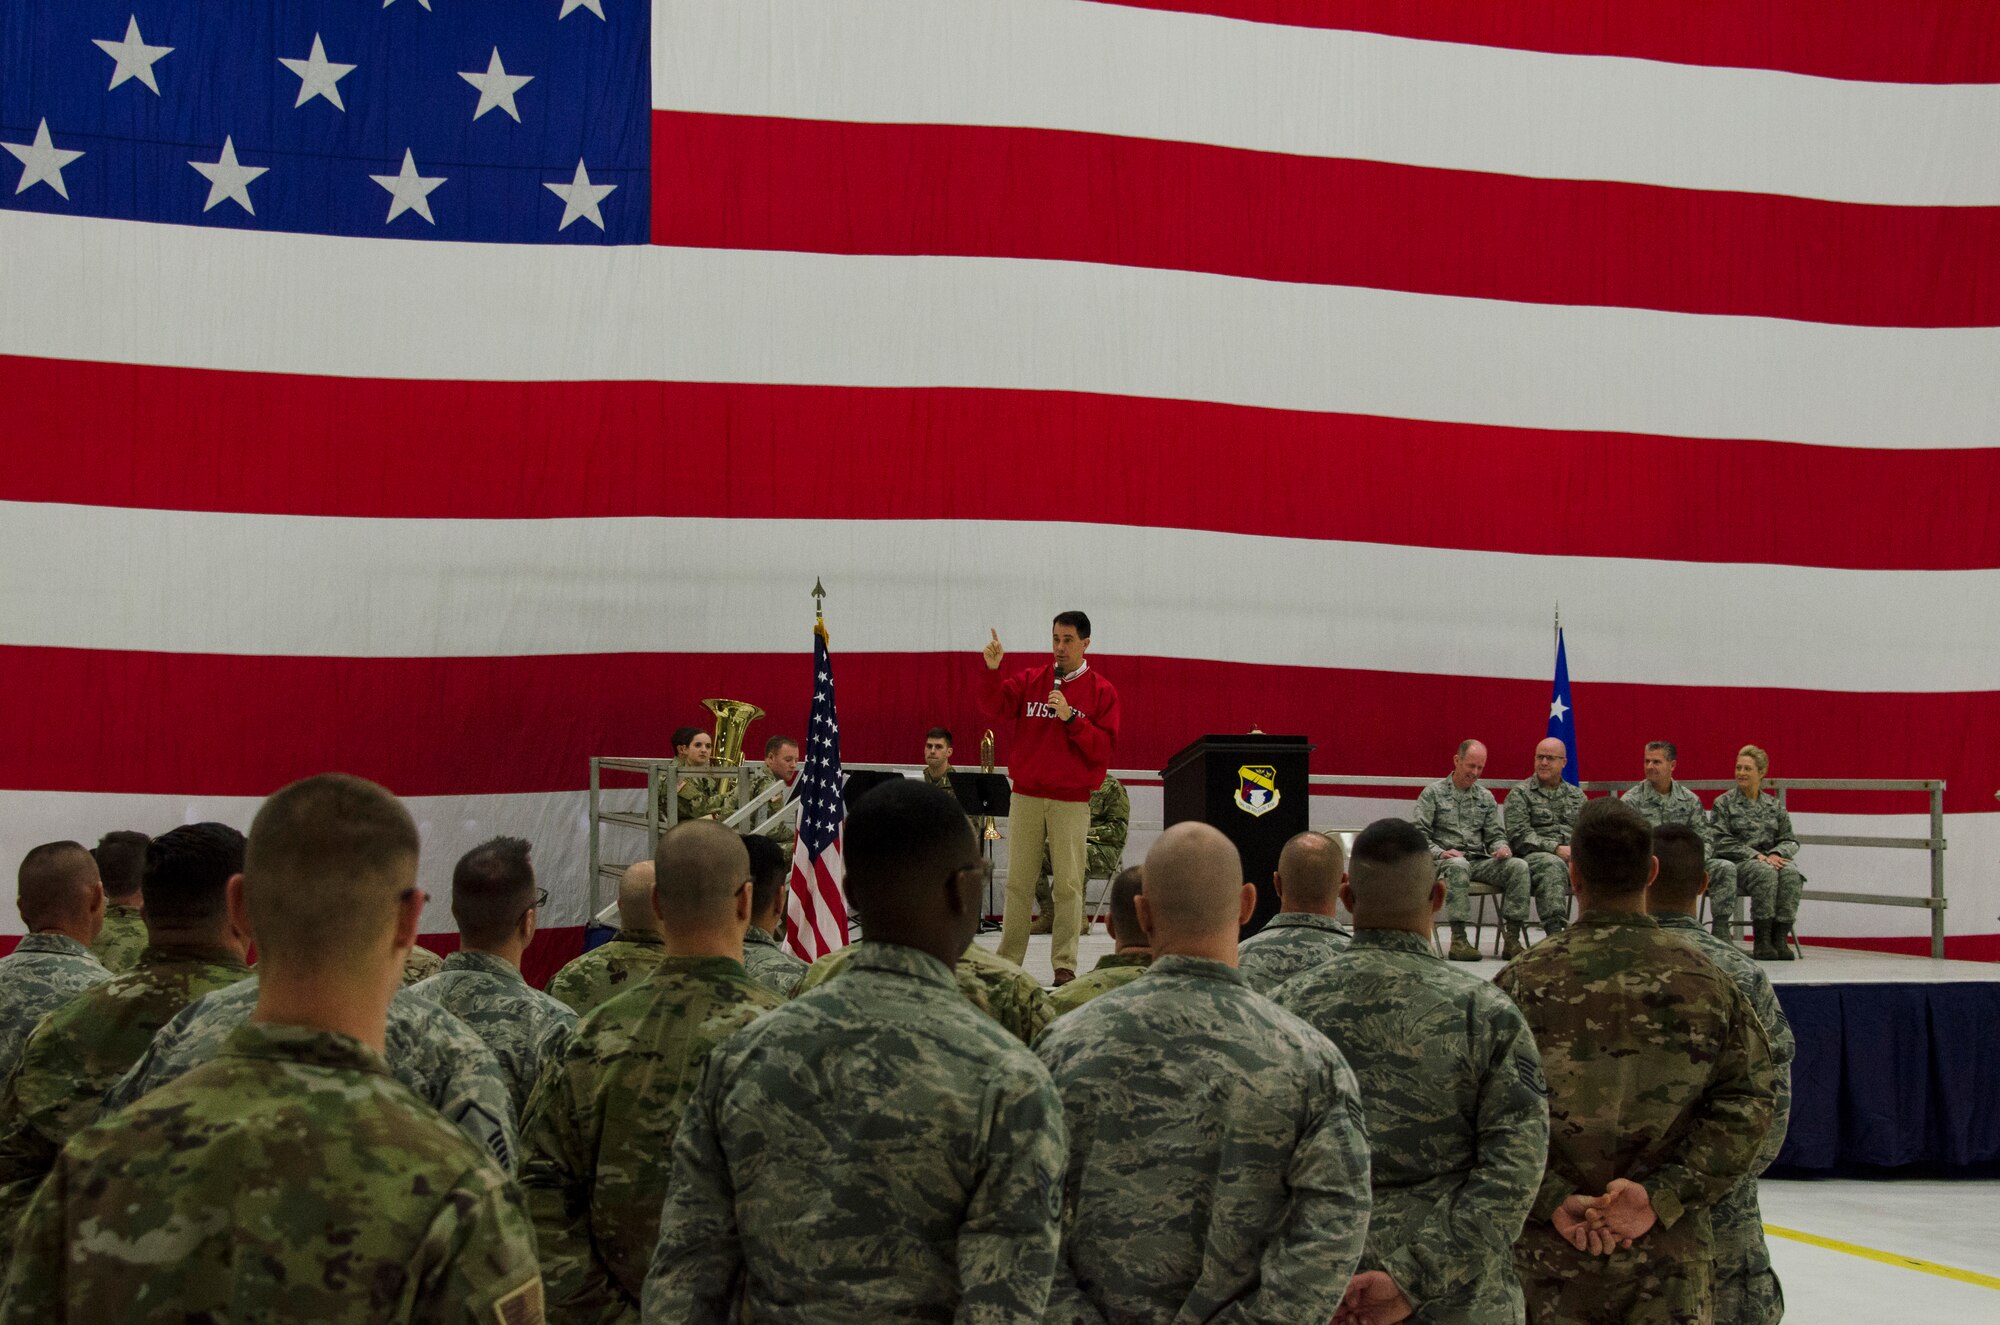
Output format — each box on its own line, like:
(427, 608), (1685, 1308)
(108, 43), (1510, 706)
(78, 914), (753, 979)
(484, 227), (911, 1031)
(1709, 790), (1805, 927)
(519, 955), (780, 1324)
(1034, 773), (1131, 921)
(1621, 782), (1741, 928)
(1413, 778), (1532, 925)
(401, 944), (445, 986)
(1046, 951), (1150, 1017)
(1504, 778), (1586, 930)
(1495, 912), (1779, 1325)
(105, 976), (519, 1174)
(0, 1023), (543, 1325)
(0, 935), (109, 1085)
(795, 938), (1054, 1045)
(1034, 955), (1372, 1325)
(743, 769), (797, 852)
(412, 950), (578, 1116)
(668, 774), (737, 826)
(1270, 930), (1548, 1324)
(546, 927), (667, 1015)
(1235, 912), (1352, 994)
(1655, 912), (1795, 1325)
(0, 943), (249, 1245)
(741, 925), (808, 998)
(88, 904), (148, 974)
(642, 941), (1066, 1324)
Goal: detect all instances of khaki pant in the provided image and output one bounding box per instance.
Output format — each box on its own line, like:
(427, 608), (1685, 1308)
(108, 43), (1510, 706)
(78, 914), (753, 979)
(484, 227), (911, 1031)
(998, 794), (1088, 973)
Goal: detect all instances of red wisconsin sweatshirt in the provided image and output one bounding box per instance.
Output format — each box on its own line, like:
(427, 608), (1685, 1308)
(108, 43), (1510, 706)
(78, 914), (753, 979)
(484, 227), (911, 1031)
(977, 659), (1121, 802)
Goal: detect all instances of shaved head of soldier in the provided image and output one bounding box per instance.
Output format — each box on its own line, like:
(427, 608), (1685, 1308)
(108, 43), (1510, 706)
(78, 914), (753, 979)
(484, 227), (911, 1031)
(618, 860), (662, 933)
(1274, 832), (1345, 916)
(843, 779), (983, 968)
(241, 774), (421, 975)
(17, 841), (105, 939)
(653, 821), (753, 948)
(1644, 824), (1708, 915)
(92, 830), (152, 903)
(1106, 866), (1147, 950)
(1342, 818), (1444, 931)
(742, 832), (792, 932)
(1137, 822), (1255, 961)
(1570, 798), (1656, 904)
(1533, 738), (1568, 788)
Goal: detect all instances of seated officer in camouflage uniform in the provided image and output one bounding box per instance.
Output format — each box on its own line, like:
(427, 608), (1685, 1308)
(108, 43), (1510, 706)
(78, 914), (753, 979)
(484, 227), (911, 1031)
(666, 726), (736, 825)
(1504, 737), (1584, 938)
(1237, 830), (1352, 993)
(1647, 825), (1794, 1325)
(1414, 740), (1533, 961)
(0, 824), (252, 1245)
(547, 862), (667, 1014)
(644, 780), (1066, 1323)
(522, 820), (781, 1323)
(1036, 822), (1371, 1325)
(0, 843), (108, 1085)
(1031, 771), (1129, 935)
(1047, 866), (1150, 1016)
(0, 773), (543, 1325)
(743, 735), (801, 852)
(410, 837), (577, 1115)
(1710, 745), (1806, 961)
(739, 834), (809, 997)
(1620, 741), (1739, 936)
(1497, 799), (1778, 1325)
(87, 830), (151, 974)
(1272, 819), (1547, 1325)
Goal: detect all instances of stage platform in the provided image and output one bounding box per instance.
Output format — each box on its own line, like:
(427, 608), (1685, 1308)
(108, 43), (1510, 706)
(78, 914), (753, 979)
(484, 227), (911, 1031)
(979, 931), (2000, 1175)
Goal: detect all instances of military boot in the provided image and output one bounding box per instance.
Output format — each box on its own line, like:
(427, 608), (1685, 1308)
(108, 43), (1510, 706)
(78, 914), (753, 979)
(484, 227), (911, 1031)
(1542, 915), (1568, 938)
(1500, 923), (1527, 961)
(1710, 915), (1734, 941)
(1771, 923), (1797, 960)
(1030, 913), (1053, 936)
(1447, 923), (1482, 962)
(1751, 920), (1780, 961)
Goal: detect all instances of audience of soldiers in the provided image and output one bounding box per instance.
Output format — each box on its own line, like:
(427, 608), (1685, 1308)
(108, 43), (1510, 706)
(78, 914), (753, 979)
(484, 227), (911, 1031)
(0, 740), (1803, 1324)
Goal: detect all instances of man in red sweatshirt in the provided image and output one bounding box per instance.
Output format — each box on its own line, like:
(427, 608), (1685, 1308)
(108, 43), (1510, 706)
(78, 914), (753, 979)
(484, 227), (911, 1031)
(980, 611), (1121, 985)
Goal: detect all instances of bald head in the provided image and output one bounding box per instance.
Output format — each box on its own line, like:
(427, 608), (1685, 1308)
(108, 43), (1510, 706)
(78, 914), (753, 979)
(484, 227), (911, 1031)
(1276, 832), (1345, 913)
(1345, 818), (1439, 922)
(1141, 822), (1248, 946)
(654, 821), (751, 929)
(17, 842), (102, 934)
(617, 860), (660, 931)
(1533, 737), (1569, 787)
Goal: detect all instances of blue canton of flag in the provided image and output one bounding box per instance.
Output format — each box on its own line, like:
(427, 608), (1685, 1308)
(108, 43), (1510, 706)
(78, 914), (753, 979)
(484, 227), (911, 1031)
(1547, 625), (1580, 786)
(787, 617), (850, 960)
(1, 0), (649, 243)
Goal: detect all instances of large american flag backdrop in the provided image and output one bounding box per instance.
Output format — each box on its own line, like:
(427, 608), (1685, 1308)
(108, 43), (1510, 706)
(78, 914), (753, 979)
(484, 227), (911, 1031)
(3, 1), (1997, 972)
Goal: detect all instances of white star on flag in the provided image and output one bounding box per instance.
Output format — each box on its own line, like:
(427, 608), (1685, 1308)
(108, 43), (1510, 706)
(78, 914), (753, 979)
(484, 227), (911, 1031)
(1550, 696), (1569, 721)
(279, 35), (355, 111)
(189, 137), (268, 214)
(560, 0), (607, 19)
(94, 16), (173, 95)
(460, 49), (533, 123)
(370, 149), (446, 224)
(545, 159), (616, 230)
(4, 120), (85, 199)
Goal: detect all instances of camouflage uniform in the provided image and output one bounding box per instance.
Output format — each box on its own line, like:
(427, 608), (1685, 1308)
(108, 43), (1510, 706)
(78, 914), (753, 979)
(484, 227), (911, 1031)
(1413, 778), (1532, 924)
(741, 925), (808, 998)
(401, 944), (445, 986)
(105, 976), (519, 1174)
(1270, 930), (1548, 1324)
(795, 939), (1054, 1045)
(547, 928), (667, 1015)
(412, 950), (578, 1116)
(0, 1022), (543, 1325)
(667, 774), (737, 826)
(1034, 955), (1372, 1324)
(1236, 912), (1352, 994)
(743, 769), (797, 852)
(1495, 912), (1779, 1325)
(0, 936), (109, 1085)
(1710, 790), (1805, 927)
(519, 955), (780, 1323)
(1046, 951), (1150, 1017)
(642, 941), (1066, 1323)
(1034, 773), (1131, 919)
(0, 943), (249, 1245)
(88, 904), (148, 974)
(1505, 778), (1586, 930)
(1655, 912), (1795, 1325)
(1622, 782), (1741, 928)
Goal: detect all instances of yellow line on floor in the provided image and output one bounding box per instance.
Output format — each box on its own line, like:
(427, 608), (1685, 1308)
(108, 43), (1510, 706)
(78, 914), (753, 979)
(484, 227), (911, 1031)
(1764, 1224), (2000, 1290)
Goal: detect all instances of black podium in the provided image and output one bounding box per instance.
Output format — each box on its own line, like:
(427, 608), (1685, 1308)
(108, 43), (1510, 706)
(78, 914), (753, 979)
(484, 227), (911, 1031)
(1161, 734), (1314, 935)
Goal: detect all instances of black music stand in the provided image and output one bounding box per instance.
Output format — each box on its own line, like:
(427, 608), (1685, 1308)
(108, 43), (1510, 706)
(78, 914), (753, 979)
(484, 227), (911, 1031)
(949, 773), (1014, 927)
(842, 769), (907, 809)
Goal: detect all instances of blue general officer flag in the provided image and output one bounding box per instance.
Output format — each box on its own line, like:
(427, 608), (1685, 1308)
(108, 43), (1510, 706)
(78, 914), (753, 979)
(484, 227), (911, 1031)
(1547, 626), (1579, 786)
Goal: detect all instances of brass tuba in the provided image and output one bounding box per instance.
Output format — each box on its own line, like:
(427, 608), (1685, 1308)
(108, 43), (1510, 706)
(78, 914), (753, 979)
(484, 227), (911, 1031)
(703, 698), (766, 766)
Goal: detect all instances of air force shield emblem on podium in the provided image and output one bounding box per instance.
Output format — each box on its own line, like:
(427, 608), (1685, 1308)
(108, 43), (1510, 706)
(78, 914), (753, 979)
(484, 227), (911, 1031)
(1233, 765), (1280, 817)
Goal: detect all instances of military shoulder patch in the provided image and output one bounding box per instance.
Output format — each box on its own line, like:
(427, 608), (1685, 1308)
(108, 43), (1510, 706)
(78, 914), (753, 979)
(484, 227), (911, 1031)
(1517, 1053), (1549, 1097)
(492, 1275), (545, 1325)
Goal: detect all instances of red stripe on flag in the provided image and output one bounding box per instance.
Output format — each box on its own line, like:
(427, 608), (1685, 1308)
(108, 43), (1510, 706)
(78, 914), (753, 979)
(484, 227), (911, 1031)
(8, 358), (1996, 572)
(649, 112), (2000, 330)
(1, 646), (1989, 814)
(1086, 1), (2000, 85)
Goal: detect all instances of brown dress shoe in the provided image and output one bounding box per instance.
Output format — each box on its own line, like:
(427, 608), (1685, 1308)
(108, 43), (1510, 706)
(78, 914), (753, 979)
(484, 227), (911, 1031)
(1052, 967), (1076, 987)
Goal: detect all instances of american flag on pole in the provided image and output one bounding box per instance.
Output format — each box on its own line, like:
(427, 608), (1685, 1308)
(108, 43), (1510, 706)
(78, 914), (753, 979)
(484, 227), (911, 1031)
(786, 613), (850, 961)
(3, 1), (1997, 962)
